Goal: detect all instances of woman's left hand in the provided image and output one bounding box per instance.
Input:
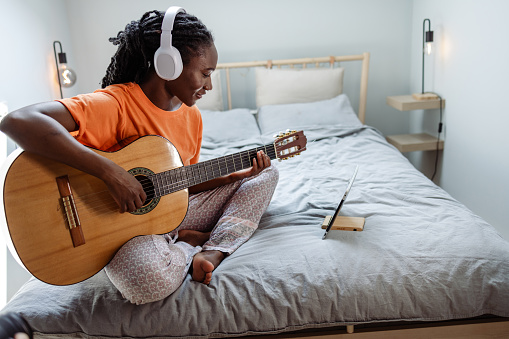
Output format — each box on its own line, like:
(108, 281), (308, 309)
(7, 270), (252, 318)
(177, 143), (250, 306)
(189, 151), (271, 194)
(234, 150), (271, 180)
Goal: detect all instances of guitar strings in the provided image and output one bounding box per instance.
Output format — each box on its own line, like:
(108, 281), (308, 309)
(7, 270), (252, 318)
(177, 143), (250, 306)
(73, 143), (276, 205)
(65, 144), (279, 219)
(61, 135), (302, 224)
(60, 134), (308, 227)
(74, 144), (276, 200)
(61, 155), (264, 223)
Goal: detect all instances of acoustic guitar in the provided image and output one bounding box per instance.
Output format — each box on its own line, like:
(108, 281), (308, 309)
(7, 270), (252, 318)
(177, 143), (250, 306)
(0, 131), (306, 285)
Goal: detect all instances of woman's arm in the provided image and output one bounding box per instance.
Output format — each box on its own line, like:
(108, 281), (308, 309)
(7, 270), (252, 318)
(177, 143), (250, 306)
(0, 101), (146, 213)
(188, 150), (271, 194)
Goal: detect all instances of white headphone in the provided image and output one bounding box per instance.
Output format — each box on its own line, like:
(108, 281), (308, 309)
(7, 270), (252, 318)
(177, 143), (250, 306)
(154, 6), (186, 80)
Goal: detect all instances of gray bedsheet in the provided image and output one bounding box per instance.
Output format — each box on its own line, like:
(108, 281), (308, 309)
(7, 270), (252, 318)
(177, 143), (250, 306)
(2, 125), (509, 338)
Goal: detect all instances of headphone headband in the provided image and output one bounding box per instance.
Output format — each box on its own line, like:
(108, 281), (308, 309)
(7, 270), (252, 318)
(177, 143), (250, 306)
(160, 6), (186, 48)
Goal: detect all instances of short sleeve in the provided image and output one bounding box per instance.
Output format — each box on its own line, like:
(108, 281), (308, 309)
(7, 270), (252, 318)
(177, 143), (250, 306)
(58, 91), (125, 150)
(190, 109), (203, 165)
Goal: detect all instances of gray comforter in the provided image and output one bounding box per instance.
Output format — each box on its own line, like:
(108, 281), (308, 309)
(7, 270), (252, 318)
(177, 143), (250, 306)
(3, 125), (509, 338)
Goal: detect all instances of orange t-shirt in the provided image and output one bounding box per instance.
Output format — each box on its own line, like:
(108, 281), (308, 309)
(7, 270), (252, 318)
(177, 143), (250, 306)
(58, 83), (202, 166)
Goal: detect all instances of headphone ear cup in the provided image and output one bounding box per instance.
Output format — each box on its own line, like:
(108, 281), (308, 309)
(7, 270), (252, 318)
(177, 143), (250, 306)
(154, 45), (183, 81)
(170, 46), (183, 79)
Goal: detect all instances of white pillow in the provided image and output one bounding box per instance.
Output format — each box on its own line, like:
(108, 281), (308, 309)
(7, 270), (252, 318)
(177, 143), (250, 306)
(201, 108), (260, 143)
(255, 67), (344, 107)
(196, 71), (223, 111)
(257, 94), (361, 135)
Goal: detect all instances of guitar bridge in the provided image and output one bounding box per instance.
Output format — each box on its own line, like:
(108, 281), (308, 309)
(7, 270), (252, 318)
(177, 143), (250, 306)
(56, 175), (85, 247)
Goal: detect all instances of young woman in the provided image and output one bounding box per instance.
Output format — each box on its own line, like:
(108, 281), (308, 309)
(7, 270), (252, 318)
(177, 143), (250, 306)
(0, 9), (278, 304)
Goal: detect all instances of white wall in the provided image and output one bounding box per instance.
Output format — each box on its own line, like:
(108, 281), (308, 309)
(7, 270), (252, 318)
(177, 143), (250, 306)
(0, 0), (80, 111)
(409, 0), (509, 240)
(0, 0), (80, 303)
(65, 0), (413, 136)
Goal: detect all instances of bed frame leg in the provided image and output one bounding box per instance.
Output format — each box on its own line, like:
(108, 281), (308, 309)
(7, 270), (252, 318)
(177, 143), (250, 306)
(346, 325), (354, 334)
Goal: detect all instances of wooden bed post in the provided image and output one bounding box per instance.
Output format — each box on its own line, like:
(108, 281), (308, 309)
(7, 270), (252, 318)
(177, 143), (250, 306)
(358, 52), (370, 124)
(225, 68), (232, 110)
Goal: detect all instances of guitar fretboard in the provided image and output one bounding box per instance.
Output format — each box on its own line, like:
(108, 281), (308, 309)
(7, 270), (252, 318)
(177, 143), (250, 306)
(150, 143), (276, 197)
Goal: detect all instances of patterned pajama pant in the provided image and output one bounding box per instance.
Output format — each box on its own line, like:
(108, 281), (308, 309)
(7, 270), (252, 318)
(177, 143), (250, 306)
(105, 165), (279, 304)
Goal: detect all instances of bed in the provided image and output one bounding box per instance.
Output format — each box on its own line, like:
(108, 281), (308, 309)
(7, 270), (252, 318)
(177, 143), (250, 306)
(1, 53), (509, 338)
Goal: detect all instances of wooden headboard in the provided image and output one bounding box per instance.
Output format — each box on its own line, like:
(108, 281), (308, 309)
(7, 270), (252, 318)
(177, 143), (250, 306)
(215, 52), (370, 124)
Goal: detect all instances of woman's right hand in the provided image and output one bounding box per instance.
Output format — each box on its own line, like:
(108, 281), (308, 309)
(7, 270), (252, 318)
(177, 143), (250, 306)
(102, 164), (147, 213)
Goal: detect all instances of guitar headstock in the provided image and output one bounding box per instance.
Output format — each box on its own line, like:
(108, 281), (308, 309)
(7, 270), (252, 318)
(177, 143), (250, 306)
(273, 130), (307, 161)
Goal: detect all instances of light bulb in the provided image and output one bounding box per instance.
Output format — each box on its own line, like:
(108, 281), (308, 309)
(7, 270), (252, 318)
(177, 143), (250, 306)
(58, 64), (77, 87)
(424, 29), (434, 55)
(424, 42), (432, 55)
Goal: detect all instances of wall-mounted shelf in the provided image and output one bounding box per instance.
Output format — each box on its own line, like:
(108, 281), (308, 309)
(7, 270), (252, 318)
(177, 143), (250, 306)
(386, 95), (445, 153)
(386, 95), (445, 111)
(386, 133), (444, 152)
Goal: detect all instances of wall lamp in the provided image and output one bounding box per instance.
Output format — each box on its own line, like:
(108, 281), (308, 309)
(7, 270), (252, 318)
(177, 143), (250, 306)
(53, 41), (77, 99)
(413, 18), (437, 100)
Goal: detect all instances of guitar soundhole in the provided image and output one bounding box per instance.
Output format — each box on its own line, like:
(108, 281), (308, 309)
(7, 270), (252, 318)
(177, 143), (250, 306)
(128, 167), (160, 215)
(135, 175), (155, 202)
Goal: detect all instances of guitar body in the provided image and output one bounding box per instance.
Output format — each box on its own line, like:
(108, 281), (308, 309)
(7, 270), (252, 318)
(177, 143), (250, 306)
(0, 136), (188, 285)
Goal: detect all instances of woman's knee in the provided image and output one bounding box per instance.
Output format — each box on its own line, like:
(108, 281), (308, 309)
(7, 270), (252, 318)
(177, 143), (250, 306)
(266, 164), (279, 184)
(261, 165), (279, 193)
(105, 235), (187, 305)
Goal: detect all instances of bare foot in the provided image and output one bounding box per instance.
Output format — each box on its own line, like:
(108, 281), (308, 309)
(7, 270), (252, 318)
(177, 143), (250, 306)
(177, 229), (211, 247)
(192, 250), (225, 285)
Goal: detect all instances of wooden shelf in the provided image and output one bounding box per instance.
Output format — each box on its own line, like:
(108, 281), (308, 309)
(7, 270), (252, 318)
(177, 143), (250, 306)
(386, 94), (446, 153)
(386, 133), (444, 153)
(386, 95), (445, 111)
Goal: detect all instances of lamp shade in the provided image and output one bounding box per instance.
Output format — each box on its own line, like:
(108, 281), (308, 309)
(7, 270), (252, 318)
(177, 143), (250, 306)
(425, 30), (434, 42)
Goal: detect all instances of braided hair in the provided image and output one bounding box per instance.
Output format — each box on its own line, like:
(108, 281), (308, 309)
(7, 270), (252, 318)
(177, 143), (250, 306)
(101, 10), (214, 88)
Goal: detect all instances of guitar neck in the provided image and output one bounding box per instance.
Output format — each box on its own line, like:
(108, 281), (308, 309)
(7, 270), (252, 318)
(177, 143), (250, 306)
(150, 143), (277, 197)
